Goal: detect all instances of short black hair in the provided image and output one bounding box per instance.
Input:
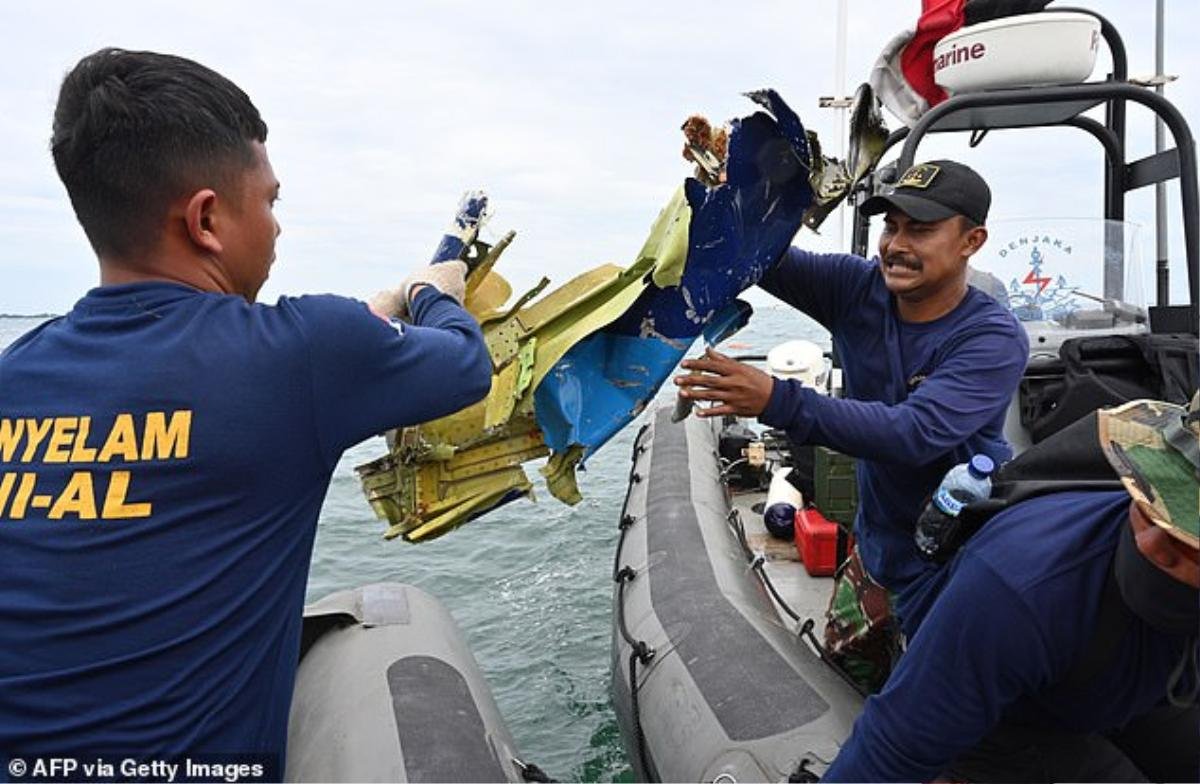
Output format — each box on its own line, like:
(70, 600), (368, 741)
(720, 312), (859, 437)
(51, 48), (268, 258)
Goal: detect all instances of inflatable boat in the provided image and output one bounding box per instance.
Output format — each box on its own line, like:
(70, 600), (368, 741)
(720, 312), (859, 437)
(610, 3), (1200, 777)
(286, 583), (531, 783)
(610, 408), (862, 782)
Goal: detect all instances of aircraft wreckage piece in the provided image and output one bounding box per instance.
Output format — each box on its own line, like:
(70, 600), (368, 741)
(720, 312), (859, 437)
(357, 87), (887, 542)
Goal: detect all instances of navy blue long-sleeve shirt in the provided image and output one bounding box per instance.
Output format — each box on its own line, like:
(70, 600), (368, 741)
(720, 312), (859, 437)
(823, 491), (1196, 782)
(0, 282), (490, 772)
(758, 248), (1028, 620)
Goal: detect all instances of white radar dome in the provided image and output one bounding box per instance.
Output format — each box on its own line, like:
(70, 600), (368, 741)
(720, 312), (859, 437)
(934, 11), (1100, 95)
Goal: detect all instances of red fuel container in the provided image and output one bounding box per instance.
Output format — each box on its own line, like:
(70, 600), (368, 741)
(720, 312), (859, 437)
(794, 507), (839, 577)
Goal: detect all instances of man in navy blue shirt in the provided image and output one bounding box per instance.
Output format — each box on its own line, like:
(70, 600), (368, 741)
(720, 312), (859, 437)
(0, 49), (491, 775)
(675, 161), (1028, 681)
(824, 398), (1199, 782)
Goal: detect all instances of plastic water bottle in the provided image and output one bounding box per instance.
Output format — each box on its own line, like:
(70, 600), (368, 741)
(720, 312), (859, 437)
(914, 454), (995, 561)
(763, 467), (803, 540)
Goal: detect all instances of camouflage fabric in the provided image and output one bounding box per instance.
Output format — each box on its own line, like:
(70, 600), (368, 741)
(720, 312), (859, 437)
(824, 545), (901, 694)
(1098, 393), (1199, 550)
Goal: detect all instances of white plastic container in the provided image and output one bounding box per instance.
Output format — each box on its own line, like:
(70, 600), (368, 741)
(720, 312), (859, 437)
(933, 11), (1100, 94)
(763, 467), (804, 539)
(766, 339), (828, 392)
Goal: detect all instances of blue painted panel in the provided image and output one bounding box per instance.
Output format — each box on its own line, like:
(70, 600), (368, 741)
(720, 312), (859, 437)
(535, 90), (816, 458)
(605, 90), (814, 341)
(702, 299), (754, 346)
(535, 333), (685, 456)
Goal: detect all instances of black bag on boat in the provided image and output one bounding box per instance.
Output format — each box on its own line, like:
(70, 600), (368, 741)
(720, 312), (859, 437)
(1019, 333), (1198, 443)
(927, 411), (1124, 559)
(934, 408), (1191, 693)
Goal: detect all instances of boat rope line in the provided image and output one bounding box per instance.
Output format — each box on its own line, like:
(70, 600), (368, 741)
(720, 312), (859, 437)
(786, 757), (822, 783)
(615, 411), (843, 777)
(723, 484), (869, 699)
(751, 553), (803, 624)
(726, 507), (806, 623)
(611, 422), (650, 583)
(611, 493), (641, 583)
(719, 456), (749, 482)
(657, 412), (833, 730)
(798, 619), (870, 700)
(615, 565), (655, 666)
(626, 650), (653, 780)
(613, 422), (656, 780)
(728, 507), (754, 560)
(511, 757), (558, 783)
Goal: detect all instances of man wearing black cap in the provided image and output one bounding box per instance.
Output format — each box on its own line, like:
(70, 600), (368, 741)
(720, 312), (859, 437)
(675, 160), (1028, 687)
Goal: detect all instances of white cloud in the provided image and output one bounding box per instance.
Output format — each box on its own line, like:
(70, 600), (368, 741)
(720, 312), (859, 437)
(0, 0), (1195, 312)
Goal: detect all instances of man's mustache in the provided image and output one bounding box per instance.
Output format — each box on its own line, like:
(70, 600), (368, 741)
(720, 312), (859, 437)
(884, 254), (922, 270)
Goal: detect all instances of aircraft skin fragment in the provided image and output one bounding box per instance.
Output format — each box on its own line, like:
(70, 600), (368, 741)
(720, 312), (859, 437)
(537, 89), (816, 459)
(357, 87), (887, 542)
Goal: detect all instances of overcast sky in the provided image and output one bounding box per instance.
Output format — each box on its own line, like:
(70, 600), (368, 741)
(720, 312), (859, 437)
(1, 0), (1195, 314)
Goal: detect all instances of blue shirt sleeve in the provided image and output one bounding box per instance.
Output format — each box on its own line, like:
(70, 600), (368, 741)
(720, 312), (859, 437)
(758, 324), (1026, 465)
(823, 555), (1055, 783)
(284, 287), (492, 466)
(757, 247), (874, 330)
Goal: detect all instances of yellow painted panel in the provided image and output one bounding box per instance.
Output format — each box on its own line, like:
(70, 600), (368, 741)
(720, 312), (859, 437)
(483, 363), (519, 429)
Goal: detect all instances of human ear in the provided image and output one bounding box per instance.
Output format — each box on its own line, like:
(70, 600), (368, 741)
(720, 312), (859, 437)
(963, 225), (988, 259)
(1132, 504), (1200, 588)
(184, 189), (222, 255)
(1138, 525), (1181, 569)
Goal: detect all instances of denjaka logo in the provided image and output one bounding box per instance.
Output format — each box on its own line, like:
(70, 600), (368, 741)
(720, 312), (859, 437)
(996, 233), (1082, 324)
(934, 42), (987, 72)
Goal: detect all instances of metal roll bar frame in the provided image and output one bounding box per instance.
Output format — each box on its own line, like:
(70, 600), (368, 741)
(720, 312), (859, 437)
(849, 8), (1197, 333)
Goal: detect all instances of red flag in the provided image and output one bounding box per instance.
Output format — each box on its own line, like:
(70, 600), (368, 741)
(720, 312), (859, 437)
(900, 0), (967, 109)
(870, 0), (1053, 126)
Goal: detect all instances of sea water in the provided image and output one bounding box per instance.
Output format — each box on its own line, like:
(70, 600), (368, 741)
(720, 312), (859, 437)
(0, 306), (827, 781)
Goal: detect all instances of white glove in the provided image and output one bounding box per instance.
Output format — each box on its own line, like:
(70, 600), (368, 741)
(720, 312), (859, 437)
(369, 260), (469, 320)
(369, 287), (407, 319)
(402, 260), (468, 306)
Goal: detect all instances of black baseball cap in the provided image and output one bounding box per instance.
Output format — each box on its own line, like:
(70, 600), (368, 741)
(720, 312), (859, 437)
(860, 159), (991, 225)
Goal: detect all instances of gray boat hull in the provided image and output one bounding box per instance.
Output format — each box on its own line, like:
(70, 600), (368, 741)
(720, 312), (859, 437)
(286, 582), (524, 783)
(611, 408), (862, 782)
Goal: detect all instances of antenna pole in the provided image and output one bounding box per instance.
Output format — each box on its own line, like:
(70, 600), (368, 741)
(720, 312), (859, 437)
(834, 0), (849, 250)
(1155, 0), (1168, 302)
